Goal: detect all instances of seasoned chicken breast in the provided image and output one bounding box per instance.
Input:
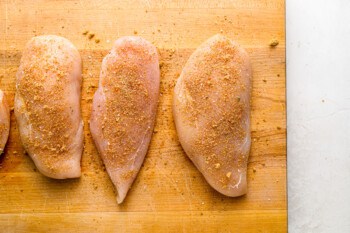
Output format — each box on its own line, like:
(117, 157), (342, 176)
(15, 35), (83, 179)
(173, 35), (252, 197)
(0, 90), (10, 154)
(90, 37), (160, 203)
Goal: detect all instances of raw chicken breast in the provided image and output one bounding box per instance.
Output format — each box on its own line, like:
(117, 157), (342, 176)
(0, 90), (10, 154)
(15, 35), (83, 179)
(90, 37), (160, 203)
(173, 35), (252, 197)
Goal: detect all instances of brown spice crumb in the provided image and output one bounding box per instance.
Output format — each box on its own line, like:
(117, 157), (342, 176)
(88, 34), (95, 40)
(95, 39), (100, 43)
(133, 30), (138, 35)
(277, 126), (281, 130)
(269, 39), (279, 47)
(82, 30), (89, 35)
(263, 79), (267, 83)
(253, 168), (256, 173)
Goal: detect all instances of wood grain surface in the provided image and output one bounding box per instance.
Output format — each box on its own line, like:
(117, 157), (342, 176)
(0, 0), (286, 232)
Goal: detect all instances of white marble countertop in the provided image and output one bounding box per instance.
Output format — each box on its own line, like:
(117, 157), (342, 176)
(287, 0), (350, 232)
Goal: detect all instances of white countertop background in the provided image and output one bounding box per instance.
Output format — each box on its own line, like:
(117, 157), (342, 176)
(287, 0), (350, 232)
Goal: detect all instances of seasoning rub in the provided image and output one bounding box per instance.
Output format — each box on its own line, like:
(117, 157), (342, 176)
(173, 34), (252, 197)
(90, 37), (160, 203)
(0, 90), (10, 154)
(15, 35), (83, 179)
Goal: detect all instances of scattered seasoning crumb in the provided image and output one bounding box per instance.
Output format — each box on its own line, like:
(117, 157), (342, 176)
(269, 39), (279, 47)
(214, 163), (221, 169)
(82, 30), (89, 35)
(95, 39), (100, 43)
(133, 30), (138, 35)
(277, 126), (281, 130)
(88, 33), (95, 40)
(253, 168), (256, 173)
(226, 172), (231, 178)
(263, 79), (267, 83)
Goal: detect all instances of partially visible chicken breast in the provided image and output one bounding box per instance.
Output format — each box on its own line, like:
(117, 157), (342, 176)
(0, 90), (10, 154)
(90, 37), (160, 204)
(173, 35), (252, 197)
(15, 35), (83, 179)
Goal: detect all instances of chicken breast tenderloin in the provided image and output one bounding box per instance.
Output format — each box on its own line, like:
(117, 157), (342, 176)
(0, 91), (10, 154)
(15, 35), (83, 179)
(90, 37), (160, 204)
(173, 35), (252, 197)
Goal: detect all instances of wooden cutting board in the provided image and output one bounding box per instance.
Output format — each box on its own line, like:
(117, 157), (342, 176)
(0, 0), (286, 232)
